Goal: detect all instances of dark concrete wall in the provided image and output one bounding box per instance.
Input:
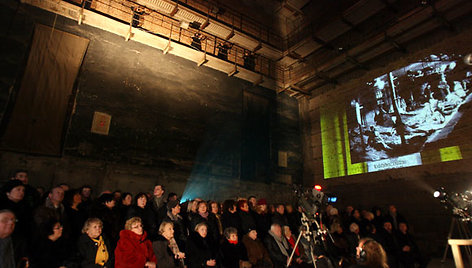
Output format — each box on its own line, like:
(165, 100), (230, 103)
(300, 16), (472, 255)
(0, 1), (302, 202)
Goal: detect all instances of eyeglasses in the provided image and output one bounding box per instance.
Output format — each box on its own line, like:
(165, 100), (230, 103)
(0, 218), (17, 224)
(132, 224), (143, 229)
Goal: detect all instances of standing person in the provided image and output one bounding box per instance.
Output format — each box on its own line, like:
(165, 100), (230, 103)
(0, 180), (32, 258)
(191, 201), (219, 244)
(221, 200), (242, 235)
(238, 200), (256, 238)
(165, 200), (187, 250)
(64, 189), (87, 250)
(119, 192), (133, 227)
(127, 193), (157, 241)
(209, 201), (223, 238)
(152, 221), (185, 268)
(0, 210), (16, 268)
(11, 170), (40, 209)
(34, 186), (68, 238)
(149, 184), (167, 227)
(78, 185), (94, 215)
(272, 204), (288, 227)
(92, 193), (121, 248)
(254, 199), (270, 240)
(77, 218), (114, 268)
(115, 217), (156, 268)
(186, 223), (217, 268)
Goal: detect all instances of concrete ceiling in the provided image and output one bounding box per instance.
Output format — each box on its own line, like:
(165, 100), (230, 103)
(22, 0), (472, 98)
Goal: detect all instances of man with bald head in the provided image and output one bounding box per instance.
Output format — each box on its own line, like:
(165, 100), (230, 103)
(0, 210), (16, 268)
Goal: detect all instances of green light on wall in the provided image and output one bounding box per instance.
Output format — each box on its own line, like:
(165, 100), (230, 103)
(439, 146), (462, 162)
(320, 106), (345, 179)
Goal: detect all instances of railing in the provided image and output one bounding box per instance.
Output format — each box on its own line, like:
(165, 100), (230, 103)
(67, 0), (284, 83)
(176, 0), (285, 50)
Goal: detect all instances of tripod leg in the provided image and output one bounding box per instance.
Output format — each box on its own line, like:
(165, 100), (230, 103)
(442, 218), (456, 263)
(457, 221), (472, 265)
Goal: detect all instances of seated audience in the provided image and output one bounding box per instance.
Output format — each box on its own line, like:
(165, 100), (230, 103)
(396, 222), (428, 268)
(186, 222), (217, 268)
(115, 217), (156, 268)
(264, 223), (290, 268)
(219, 227), (250, 268)
(30, 219), (72, 268)
(242, 228), (272, 268)
(377, 221), (399, 268)
(77, 218), (114, 268)
(152, 221), (185, 268)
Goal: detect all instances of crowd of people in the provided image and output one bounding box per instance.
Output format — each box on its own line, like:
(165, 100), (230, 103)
(0, 169), (427, 268)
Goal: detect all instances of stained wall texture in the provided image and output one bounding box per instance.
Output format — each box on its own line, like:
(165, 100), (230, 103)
(0, 1), (302, 202)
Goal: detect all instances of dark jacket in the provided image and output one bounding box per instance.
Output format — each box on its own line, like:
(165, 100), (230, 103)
(114, 230), (156, 268)
(186, 232), (217, 268)
(190, 213), (220, 244)
(152, 235), (180, 268)
(264, 234), (289, 268)
(126, 205), (157, 241)
(77, 233), (114, 268)
(218, 239), (249, 268)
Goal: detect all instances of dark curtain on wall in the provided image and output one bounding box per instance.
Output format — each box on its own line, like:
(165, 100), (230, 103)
(0, 24), (89, 155)
(241, 91), (271, 181)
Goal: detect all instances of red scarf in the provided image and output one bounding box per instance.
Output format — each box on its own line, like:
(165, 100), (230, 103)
(228, 239), (238, 245)
(287, 236), (300, 256)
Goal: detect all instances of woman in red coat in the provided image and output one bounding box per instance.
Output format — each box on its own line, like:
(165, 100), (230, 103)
(115, 217), (157, 268)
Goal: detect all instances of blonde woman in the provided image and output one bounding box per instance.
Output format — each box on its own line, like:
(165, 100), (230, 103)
(115, 217), (156, 268)
(152, 221), (185, 268)
(77, 218), (114, 267)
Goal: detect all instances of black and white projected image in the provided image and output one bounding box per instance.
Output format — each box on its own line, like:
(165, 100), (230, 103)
(347, 54), (472, 164)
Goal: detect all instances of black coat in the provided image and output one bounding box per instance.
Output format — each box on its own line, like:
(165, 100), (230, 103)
(190, 214), (220, 244)
(218, 239), (249, 268)
(152, 235), (180, 268)
(263, 235), (289, 268)
(77, 233), (115, 268)
(186, 232), (217, 268)
(221, 212), (242, 235)
(126, 205), (157, 240)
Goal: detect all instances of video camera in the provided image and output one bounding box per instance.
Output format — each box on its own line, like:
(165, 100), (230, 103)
(434, 187), (472, 221)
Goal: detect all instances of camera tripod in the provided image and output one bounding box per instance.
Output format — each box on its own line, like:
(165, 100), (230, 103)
(441, 217), (472, 266)
(286, 212), (334, 268)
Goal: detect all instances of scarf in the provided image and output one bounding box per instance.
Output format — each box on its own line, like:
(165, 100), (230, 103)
(286, 236), (300, 256)
(91, 235), (109, 266)
(268, 230), (289, 257)
(228, 239), (238, 245)
(199, 211), (209, 219)
(168, 237), (180, 255)
(167, 211), (182, 222)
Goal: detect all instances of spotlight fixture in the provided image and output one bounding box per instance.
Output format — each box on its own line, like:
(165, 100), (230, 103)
(314, 185), (322, 191)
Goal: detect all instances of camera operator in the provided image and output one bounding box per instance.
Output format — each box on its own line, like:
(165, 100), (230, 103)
(350, 238), (389, 268)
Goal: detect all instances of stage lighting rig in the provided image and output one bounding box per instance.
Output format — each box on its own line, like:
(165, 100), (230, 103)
(434, 187), (472, 222)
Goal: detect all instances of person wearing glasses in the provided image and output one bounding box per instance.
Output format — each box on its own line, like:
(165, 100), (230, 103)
(115, 217), (156, 268)
(0, 210), (16, 268)
(30, 219), (71, 268)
